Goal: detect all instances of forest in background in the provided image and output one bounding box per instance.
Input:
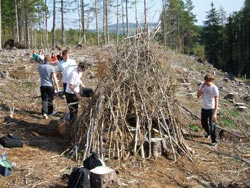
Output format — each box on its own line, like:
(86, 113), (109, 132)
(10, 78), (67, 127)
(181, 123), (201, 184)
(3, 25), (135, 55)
(0, 0), (249, 78)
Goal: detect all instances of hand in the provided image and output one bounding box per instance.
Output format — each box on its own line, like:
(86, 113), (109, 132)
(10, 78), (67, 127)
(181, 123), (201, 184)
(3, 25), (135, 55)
(212, 114), (217, 121)
(201, 82), (206, 89)
(76, 93), (82, 100)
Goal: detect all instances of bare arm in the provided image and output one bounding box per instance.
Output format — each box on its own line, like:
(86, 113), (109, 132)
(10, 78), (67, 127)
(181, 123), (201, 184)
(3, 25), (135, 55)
(69, 83), (81, 100)
(212, 96), (219, 121)
(52, 72), (59, 92)
(197, 83), (205, 98)
(57, 72), (62, 86)
(79, 79), (85, 88)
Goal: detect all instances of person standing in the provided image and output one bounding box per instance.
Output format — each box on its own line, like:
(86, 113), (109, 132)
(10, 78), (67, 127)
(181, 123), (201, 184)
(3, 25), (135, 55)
(57, 49), (77, 94)
(197, 73), (219, 146)
(65, 62), (86, 122)
(38, 55), (59, 119)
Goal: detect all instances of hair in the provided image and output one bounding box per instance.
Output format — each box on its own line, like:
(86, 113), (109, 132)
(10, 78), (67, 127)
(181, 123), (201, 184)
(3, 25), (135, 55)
(78, 61), (88, 70)
(62, 49), (69, 56)
(204, 73), (214, 81)
(44, 55), (51, 63)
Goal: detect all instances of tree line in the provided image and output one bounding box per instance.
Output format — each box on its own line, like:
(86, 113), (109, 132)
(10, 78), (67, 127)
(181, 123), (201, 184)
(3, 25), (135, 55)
(0, 0), (249, 78)
(201, 1), (250, 78)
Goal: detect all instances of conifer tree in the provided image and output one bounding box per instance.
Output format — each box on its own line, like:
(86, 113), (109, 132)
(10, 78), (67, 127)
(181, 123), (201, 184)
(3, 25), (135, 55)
(160, 0), (197, 53)
(203, 2), (223, 67)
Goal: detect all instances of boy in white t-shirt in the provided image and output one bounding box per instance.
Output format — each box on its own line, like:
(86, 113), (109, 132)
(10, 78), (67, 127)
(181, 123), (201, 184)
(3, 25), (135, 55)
(57, 49), (77, 93)
(197, 73), (219, 146)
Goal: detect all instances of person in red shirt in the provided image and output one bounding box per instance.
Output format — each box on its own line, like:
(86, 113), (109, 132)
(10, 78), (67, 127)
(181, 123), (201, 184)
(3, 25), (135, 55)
(51, 52), (59, 64)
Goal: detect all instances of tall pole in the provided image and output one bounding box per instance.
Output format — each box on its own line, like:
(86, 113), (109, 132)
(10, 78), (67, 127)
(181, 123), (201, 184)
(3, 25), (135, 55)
(0, 0), (2, 49)
(52, 0), (56, 47)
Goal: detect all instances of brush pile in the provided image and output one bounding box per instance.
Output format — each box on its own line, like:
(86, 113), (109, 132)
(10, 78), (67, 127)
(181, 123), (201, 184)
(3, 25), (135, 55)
(72, 28), (192, 162)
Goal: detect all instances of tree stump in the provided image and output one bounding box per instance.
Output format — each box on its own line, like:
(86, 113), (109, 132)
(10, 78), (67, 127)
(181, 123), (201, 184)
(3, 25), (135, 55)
(225, 93), (238, 100)
(151, 138), (163, 157)
(234, 102), (246, 107)
(55, 120), (71, 139)
(90, 166), (118, 188)
(237, 106), (248, 112)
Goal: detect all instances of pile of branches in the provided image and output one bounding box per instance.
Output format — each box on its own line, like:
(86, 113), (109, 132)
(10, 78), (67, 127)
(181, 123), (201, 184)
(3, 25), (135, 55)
(72, 28), (192, 162)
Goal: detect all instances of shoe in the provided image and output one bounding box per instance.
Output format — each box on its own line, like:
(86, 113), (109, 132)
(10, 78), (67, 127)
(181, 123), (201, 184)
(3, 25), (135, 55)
(59, 95), (65, 99)
(43, 114), (48, 119)
(204, 132), (210, 138)
(211, 142), (217, 146)
(50, 111), (57, 116)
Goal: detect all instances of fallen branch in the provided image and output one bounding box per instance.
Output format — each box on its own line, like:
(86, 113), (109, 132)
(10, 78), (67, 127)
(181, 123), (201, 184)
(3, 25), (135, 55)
(212, 150), (250, 166)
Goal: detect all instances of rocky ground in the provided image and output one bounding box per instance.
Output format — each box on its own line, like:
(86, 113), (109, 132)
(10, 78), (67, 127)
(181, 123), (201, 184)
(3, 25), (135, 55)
(0, 46), (249, 188)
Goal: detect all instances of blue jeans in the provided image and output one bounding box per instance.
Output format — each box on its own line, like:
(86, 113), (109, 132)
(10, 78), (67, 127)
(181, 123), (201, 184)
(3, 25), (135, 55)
(201, 108), (216, 143)
(40, 86), (55, 115)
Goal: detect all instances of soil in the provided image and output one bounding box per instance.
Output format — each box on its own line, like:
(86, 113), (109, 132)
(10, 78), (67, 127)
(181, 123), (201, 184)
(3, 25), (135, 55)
(0, 48), (249, 188)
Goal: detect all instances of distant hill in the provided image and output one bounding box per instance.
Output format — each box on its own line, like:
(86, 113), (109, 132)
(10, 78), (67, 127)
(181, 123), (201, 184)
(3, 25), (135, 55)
(87, 22), (159, 34)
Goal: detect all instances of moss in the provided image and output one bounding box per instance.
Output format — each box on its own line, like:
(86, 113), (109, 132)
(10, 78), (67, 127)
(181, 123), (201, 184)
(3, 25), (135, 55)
(221, 117), (236, 128)
(189, 124), (202, 132)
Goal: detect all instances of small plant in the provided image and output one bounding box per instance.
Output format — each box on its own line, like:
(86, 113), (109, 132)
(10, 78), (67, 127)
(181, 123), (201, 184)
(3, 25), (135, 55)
(22, 81), (33, 88)
(221, 117), (236, 128)
(228, 110), (239, 117)
(189, 124), (202, 132)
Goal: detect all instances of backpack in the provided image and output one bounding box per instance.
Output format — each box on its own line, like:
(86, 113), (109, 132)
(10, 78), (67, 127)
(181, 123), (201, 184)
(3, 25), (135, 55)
(83, 152), (102, 170)
(80, 87), (94, 98)
(67, 167), (90, 188)
(0, 134), (23, 148)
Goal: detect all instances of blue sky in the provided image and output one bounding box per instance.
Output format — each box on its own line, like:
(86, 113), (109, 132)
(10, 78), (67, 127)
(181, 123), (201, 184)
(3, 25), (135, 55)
(192, 0), (245, 25)
(48, 0), (245, 29)
(142, 0), (245, 25)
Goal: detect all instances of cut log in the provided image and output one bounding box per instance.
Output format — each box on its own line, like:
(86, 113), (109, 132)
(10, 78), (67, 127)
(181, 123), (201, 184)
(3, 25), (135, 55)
(151, 138), (163, 157)
(234, 102), (246, 106)
(90, 166), (118, 188)
(237, 106), (248, 112)
(225, 93), (238, 100)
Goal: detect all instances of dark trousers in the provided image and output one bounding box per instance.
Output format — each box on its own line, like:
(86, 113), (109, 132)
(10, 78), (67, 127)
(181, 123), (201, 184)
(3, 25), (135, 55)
(201, 108), (216, 143)
(40, 86), (55, 115)
(63, 83), (67, 94)
(65, 92), (79, 122)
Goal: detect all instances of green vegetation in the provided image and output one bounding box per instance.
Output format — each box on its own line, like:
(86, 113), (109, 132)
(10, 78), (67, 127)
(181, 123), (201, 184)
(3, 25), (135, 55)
(160, 0), (250, 78)
(199, 1), (250, 78)
(189, 124), (202, 132)
(22, 82), (33, 88)
(227, 110), (239, 117)
(160, 0), (198, 54)
(221, 117), (236, 128)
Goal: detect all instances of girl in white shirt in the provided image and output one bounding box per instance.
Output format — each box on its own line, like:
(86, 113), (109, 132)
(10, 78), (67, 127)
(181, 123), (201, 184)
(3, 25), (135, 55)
(65, 62), (86, 122)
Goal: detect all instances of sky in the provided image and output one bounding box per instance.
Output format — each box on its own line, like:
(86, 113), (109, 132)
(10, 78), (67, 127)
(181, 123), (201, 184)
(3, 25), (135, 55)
(135, 0), (245, 25)
(192, 0), (245, 25)
(47, 0), (246, 29)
